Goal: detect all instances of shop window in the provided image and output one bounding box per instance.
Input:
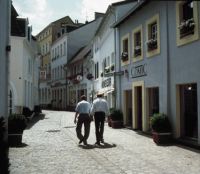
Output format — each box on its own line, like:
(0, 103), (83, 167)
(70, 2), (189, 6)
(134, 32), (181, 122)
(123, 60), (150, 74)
(176, 1), (199, 46)
(146, 14), (160, 57)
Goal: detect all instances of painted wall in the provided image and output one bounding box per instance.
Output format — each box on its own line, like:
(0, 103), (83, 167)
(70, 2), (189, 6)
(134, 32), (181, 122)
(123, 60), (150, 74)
(10, 37), (24, 108)
(0, 0), (10, 118)
(10, 36), (38, 112)
(167, 1), (200, 143)
(67, 18), (102, 60)
(117, 1), (168, 114)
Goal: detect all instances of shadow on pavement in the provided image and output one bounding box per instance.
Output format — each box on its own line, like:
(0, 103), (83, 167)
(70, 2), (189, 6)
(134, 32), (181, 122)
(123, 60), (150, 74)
(26, 113), (45, 129)
(79, 142), (117, 149)
(64, 126), (76, 129)
(9, 142), (28, 148)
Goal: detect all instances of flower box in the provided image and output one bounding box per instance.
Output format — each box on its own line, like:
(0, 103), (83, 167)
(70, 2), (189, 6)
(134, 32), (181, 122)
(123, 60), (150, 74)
(134, 46), (141, 57)
(146, 39), (157, 51)
(178, 18), (195, 38)
(121, 52), (128, 62)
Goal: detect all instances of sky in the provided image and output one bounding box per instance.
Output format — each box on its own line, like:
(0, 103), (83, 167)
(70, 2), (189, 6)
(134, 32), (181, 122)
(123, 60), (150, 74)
(12, 0), (123, 36)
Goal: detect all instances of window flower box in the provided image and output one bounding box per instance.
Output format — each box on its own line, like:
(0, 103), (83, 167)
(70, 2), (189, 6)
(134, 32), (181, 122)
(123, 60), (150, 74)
(134, 46), (141, 57)
(86, 73), (94, 80)
(178, 18), (195, 38)
(146, 39), (157, 51)
(121, 52), (128, 62)
(104, 66), (110, 74)
(110, 64), (115, 71)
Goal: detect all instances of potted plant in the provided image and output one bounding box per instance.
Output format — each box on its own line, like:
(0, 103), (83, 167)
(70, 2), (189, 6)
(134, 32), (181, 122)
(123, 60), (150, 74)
(0, 117), (6, 142)
(109, 109), (123, 128)
(8, 114), (27, 146)
(0, 116), (9, 174)
(150, 113), (172, 144)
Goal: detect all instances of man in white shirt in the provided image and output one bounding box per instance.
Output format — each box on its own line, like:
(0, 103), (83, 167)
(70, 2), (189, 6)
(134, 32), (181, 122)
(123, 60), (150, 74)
(91, 92), (109, 145)
(74, 95), (91, 145)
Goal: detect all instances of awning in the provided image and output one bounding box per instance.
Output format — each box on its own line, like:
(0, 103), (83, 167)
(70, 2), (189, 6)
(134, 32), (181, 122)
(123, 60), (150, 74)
(106, 88), (114, 94)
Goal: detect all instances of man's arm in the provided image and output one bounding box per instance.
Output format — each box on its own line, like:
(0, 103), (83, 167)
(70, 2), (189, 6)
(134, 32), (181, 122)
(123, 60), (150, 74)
(74, 112), (78, 124)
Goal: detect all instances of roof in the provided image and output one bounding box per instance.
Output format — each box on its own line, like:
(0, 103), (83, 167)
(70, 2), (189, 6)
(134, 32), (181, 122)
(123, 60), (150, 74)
(95, 0), (137, 36)
(36, 16), (76, 37)
(112, 0), (148, 28)
(66, 43), (92, 66)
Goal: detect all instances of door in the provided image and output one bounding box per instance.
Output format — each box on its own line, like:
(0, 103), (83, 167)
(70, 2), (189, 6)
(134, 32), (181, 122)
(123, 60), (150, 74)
(136, 86), (142, 130)
(180, 84), (198, 139)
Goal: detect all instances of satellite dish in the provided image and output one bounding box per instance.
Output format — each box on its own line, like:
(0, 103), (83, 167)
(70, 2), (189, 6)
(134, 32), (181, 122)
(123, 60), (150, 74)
(76, 75), (83, 81)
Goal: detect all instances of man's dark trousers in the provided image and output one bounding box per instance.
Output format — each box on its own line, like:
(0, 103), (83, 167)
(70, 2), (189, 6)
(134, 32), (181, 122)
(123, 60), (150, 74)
(76, 114), (91, 142)
(94, 112), (105, 143)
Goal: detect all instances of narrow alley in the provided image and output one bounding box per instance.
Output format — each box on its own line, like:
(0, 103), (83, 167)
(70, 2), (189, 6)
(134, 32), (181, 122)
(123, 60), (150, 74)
(9, 110), (200, 174)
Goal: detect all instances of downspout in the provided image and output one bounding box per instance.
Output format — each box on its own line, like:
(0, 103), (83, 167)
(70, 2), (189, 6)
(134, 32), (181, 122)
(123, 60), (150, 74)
(113, 8), (121, 109)
(166, 1), (170, 117)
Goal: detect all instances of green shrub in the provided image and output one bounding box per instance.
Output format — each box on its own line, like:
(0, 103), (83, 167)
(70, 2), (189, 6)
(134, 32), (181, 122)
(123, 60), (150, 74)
(151, 113), (171, 133)
(0, 117), (6, 140)
(8, 114), (27, 134)
(110, 109), (123, 121)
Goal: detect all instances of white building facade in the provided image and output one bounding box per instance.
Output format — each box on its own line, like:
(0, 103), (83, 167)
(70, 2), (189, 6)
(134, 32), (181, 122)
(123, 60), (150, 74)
(10, 8), (39, 114)
(92, 1), (137, 109)
(51, 35), (67, 109)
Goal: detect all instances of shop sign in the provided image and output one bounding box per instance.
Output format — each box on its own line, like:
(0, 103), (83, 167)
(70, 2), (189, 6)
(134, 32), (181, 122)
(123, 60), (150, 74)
(102, 78), (111, 88)
(131, 64), (147, 78)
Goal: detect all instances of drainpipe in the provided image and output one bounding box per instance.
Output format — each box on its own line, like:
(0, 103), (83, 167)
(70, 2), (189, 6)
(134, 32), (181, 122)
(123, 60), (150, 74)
(112, 7), (122, 109)
(166, 1), (170, 117)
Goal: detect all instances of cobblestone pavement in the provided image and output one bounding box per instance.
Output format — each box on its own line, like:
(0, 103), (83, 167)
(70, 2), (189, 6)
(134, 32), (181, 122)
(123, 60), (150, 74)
(9, 110), (200, 174)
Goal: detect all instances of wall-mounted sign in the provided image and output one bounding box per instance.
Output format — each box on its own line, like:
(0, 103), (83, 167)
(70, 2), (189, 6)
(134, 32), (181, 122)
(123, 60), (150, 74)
(102, 78), (111, 88)
(131, 64), (147, 78)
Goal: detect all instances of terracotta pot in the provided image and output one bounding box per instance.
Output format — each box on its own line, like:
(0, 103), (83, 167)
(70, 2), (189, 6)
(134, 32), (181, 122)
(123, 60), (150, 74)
(152, 131), (172, 144)
(111, 120), (123, 129)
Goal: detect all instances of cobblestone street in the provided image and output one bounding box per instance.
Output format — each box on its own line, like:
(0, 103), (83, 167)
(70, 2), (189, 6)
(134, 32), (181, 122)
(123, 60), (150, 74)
(9, 110), (200, 174)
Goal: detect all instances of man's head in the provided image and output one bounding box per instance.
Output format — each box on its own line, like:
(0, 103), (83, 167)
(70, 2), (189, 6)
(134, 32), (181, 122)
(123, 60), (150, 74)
(81, 95), (86, 100)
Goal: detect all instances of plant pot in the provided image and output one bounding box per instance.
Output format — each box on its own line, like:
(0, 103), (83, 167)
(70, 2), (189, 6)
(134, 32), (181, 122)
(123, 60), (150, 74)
(111, 120), (123, 129)
(8, 133), (23, 146)
(152, 131), (172, 144)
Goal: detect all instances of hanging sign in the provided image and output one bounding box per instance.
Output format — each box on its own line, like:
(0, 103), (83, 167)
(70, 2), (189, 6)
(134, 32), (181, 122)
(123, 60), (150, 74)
(131, 64), (147, 78)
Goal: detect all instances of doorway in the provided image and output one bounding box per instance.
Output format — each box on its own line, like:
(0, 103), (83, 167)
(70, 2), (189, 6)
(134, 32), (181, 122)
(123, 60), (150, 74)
(147, 87), (159, 130)
(124, 90), (132, 127)
(135, 86), (142, 130)
(132, 81), (145, 131)
(180, 84), (198, 139)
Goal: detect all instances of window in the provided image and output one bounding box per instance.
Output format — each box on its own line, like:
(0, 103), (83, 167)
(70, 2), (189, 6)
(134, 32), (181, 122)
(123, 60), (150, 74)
(147, 22), (158, 51)
(64, 42), (66, 55)
(133, 25), (143, 61)
(121, 33), (130, 64)
(110, 52), (115, 72)
(60, 44), (62, 56)
(146, 14), (160, 57)
(95, 62), (99, 79)
(176, 1), (199, 46)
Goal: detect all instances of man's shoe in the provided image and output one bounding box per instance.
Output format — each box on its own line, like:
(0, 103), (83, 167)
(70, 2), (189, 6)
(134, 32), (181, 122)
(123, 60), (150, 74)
(95, 142), (100, 146)
(83, 140), (88, 146)
(100, 139), (104, 143)
(79, 139), (83, 144)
